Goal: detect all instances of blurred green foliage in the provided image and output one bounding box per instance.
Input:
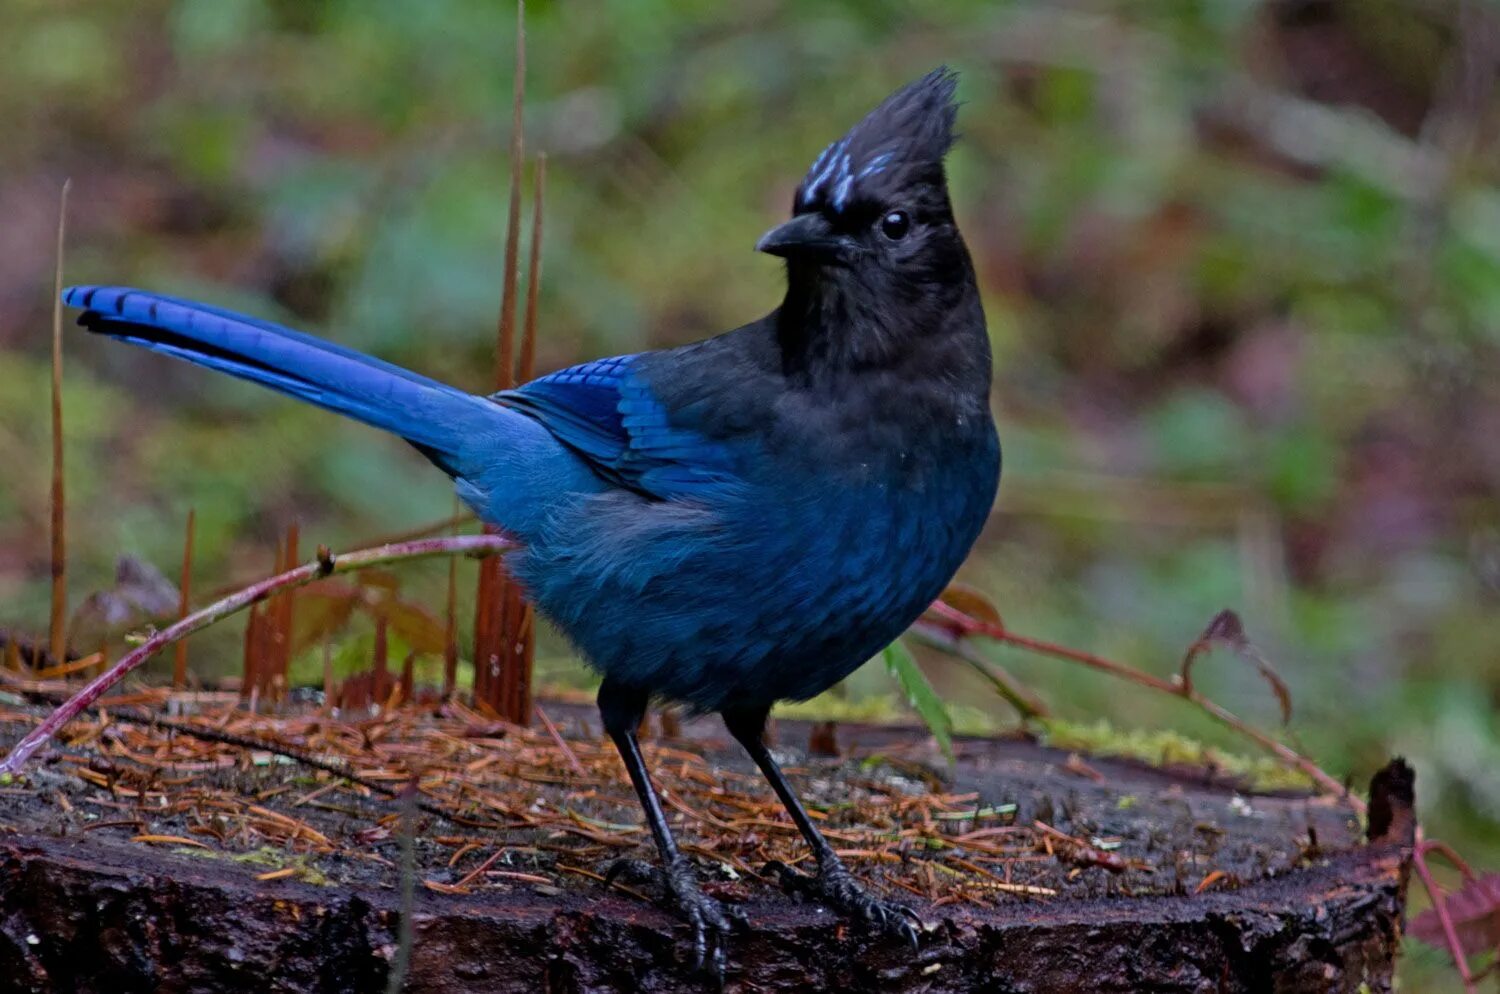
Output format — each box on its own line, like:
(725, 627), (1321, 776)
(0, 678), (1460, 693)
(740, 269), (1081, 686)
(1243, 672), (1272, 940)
(2, 1), (1498, 985)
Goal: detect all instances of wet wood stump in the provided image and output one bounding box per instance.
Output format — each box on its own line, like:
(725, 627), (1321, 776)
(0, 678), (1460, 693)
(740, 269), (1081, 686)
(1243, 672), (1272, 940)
(0, 700), (1412, 993)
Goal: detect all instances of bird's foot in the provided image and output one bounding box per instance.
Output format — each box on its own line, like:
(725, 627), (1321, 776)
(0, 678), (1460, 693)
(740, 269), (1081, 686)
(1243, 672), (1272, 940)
(604, 856), (743, 983)
(764, 859), (922, 947)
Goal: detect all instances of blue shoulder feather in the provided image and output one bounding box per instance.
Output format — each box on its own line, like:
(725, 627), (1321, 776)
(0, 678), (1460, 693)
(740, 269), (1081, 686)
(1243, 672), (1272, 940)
(497, 355), (738, 500)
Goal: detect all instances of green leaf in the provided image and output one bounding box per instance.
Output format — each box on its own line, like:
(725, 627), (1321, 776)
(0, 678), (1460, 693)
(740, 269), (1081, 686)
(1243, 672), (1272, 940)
(881, 640), (955, 764)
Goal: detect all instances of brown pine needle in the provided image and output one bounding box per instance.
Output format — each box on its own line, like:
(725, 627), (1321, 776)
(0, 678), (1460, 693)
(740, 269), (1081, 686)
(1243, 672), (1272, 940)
(557, 863), (650, 902)
(29, 652), (103, 680)
(1195, 869), (1229, 895)
(534, 702), (585, 777)
(452, 846), (509, 889)
(133, 834), (210, 849)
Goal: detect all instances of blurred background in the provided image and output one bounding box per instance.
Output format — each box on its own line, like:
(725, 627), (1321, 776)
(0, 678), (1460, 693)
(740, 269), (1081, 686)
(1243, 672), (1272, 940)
(1, 1), (1497, 984)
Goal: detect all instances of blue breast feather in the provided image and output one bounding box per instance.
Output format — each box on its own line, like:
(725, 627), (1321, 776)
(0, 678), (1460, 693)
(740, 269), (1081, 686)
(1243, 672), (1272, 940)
(513, 440), (997, 712)
(494, 354), (998, 710)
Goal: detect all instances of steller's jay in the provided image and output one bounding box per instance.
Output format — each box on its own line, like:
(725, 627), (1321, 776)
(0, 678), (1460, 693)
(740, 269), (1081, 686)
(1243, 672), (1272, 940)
(64, 67), (1000, 975)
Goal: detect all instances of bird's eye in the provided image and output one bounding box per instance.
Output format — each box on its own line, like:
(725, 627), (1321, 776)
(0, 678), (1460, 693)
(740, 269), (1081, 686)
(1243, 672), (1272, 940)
(879, 210), (911, 241)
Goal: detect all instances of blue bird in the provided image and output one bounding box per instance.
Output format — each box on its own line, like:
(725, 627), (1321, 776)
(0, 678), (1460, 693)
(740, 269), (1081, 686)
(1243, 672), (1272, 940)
(65, 67), (999, 974)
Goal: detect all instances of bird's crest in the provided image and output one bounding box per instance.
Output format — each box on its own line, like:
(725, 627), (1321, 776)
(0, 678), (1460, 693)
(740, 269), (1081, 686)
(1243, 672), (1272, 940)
(795, 67), (959, 214)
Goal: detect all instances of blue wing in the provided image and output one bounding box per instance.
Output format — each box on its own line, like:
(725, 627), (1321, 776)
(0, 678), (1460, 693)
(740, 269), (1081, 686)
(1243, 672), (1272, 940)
(496, 354), (739, 500)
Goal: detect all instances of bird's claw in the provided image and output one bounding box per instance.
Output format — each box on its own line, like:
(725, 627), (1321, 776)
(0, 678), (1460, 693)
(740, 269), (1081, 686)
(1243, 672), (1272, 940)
(763, 859), (923, 948)
(603, 856), (736, 985)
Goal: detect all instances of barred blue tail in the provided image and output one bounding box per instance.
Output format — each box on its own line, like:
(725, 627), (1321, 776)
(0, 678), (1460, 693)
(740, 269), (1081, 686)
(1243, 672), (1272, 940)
(63, 286), (610, 541)
(65, 286), (499, 470)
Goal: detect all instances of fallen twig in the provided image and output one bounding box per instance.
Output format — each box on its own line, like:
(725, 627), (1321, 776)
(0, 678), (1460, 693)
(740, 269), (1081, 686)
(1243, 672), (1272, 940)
(924, 600), (1361, 814)
(1411, 838), (1485, 992)
(0, 535), (513, 777)
(908, 619), (1049, 720)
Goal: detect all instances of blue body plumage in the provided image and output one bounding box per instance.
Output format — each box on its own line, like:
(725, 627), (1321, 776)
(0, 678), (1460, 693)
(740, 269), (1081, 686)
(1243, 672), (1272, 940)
(67, 67), (999, 970)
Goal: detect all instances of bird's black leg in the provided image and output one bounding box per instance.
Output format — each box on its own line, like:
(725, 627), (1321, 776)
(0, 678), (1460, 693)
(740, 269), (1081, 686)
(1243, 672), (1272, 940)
(598, 679), (734, 979)
(723, 706), (921, 946)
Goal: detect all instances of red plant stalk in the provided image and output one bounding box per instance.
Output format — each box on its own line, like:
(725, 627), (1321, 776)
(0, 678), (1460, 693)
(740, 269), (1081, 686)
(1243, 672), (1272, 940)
(322, 639), (334, 713)
(1412, 839), (1484, 991)
(491, 550), (522, 718)
(474, 552), (497, 707)
(472, 569), (487, 702)
(520, 154), (544, 386)
(278, 522), (300, 685)
(470, 0), (531, 724)
(497, 583), (523, 719)
(172, 508), (195, 688)
(442, 503), (460, 699)
(1412, 842), (1477, 991)
(510, 153), (546, 724)
(925, 600), (1360, 813)
(517, 598), (536, 728)
(373, 613), (389, 708)
(907, 619), (1050, 720)
(514, 594), (529, 718)
(48, 180), (72, 663)
(399, 651), (415, 706)
(265, 537), (286, 698)
(0, 535), (513, 777)
(494, 0), (526, 394)
(242, 602), (261, 702)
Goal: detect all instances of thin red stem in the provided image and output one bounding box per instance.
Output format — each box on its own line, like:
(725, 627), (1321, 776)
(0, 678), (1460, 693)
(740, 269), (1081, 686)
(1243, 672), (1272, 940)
(1413, 840), (1477, 990)
(495, 0), (526, 390)
(172, 508), (195, 688)
(48, 180), (72, 663)
(925, 600), (1359, 812)
(520, 154), (544, 384)
(442, 499), (460, 699)
(0, 535), (513, 777)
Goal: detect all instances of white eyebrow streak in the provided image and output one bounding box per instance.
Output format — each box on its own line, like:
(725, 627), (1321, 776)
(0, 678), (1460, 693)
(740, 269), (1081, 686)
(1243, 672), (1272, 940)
(828, 153), (856, 211)
(858, 151), (893, 179)
(833, 173), (853, 211)
(802, 140), (845, 202)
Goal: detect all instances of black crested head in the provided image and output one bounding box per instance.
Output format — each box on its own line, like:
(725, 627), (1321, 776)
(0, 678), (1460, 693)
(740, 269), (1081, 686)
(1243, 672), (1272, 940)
(793, 66), (959, 217)
(758, 67), (983, 379)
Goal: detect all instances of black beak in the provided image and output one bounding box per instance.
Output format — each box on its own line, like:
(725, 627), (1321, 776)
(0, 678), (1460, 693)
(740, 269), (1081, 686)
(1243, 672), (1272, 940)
(756, 212), (855, 263)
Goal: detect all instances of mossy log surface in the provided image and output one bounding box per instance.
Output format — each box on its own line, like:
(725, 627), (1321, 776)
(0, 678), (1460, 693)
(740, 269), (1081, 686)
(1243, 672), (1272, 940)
(0, 703), (1412, 994)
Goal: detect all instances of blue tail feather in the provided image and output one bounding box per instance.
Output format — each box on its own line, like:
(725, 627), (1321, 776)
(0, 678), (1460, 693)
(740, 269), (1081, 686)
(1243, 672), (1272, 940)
(66, 286), (495, 463)
(65, 285), (608, 543)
